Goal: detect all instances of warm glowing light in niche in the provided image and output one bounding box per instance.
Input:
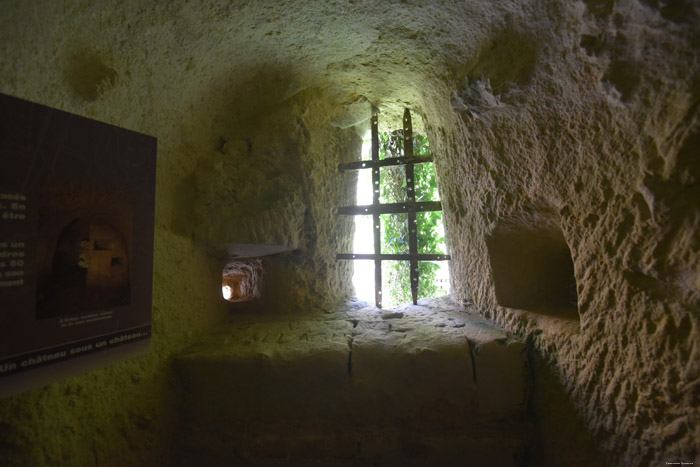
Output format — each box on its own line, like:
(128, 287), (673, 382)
(222, 285), (233, 300)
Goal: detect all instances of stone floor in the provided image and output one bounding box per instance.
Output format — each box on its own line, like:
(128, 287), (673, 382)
(171, 297), (534, 466)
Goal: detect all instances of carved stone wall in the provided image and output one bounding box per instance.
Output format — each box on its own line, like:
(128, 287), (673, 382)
(424, 2), (700, 464)
(0, 0), (697, 465)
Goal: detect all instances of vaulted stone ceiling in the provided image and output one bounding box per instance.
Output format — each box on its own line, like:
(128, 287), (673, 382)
(0, 0), (535, 137)
(0, 1), (698, 466)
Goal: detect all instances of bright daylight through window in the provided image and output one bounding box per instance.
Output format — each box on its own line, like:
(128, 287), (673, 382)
(351, 126), (449, 308)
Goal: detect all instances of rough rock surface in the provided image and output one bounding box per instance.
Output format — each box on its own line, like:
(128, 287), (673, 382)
(0, 0), (697, 465)
(424, 3), (700, 466)
(173, 297), (535, 466)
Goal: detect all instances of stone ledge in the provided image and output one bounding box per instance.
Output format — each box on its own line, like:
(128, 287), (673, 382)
(173, 297), (528, 431)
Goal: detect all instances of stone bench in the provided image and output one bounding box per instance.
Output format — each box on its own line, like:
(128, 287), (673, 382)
(171, 297), (532, 466)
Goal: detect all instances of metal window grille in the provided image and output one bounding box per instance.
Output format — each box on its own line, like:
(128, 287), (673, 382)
(337, 108), (450, 308)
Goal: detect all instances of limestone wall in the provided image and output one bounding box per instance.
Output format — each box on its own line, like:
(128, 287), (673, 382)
(0, 0), (697, 465)
(424, 2), (700, 465)
(0, 2), (357, 465)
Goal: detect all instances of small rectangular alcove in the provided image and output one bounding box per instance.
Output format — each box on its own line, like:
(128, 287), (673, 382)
(222, 258), (263, 302)
(486, 225), (579, 321)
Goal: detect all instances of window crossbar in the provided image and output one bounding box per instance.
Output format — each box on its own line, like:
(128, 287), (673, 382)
(338, 155), (434, 171)
(336, 201), (443, 216)
(336, 108), (450, 308)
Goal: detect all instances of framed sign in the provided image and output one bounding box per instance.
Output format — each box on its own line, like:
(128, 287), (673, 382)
(0, 93), (156, 398)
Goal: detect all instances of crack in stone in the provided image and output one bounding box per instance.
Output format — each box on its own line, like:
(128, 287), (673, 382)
(467, 339), (478, 384)
(347, 336), (354, 376)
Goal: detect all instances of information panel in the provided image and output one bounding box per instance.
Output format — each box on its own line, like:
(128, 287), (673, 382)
(0, 93), (156, 398)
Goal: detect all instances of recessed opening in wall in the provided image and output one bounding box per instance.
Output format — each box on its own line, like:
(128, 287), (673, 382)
(347, 112), (450, 308)
(486, 224), (579, 321)
(221, 258), (263, 302)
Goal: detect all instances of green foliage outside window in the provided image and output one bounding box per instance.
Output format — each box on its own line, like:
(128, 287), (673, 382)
(378, 130), (446, 306)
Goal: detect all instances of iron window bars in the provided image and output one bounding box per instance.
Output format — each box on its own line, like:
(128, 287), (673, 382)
(337, 108), (450, 308)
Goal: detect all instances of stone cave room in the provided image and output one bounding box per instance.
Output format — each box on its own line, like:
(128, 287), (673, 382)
(0, 0), (698, 466)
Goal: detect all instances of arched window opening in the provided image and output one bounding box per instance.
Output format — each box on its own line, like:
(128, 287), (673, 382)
(37, 219), (130, 318)
(338, 108), (450, 308)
